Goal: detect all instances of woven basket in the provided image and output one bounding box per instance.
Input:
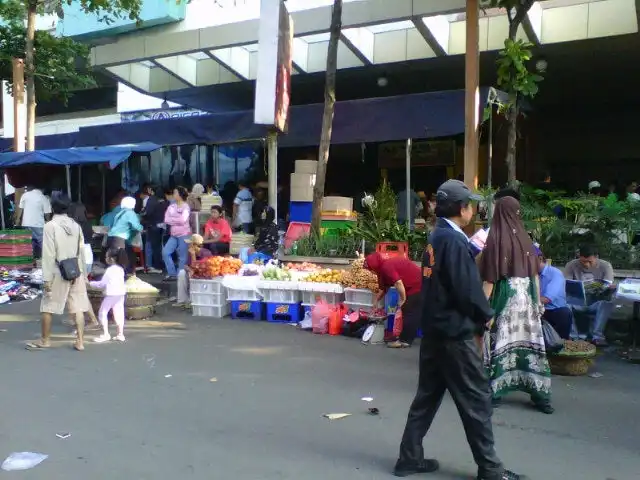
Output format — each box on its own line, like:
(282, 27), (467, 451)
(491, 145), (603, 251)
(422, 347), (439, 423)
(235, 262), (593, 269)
(126, 305), (155, 320)
(125, 292), (159, 308)
(548, 343), (596, 376)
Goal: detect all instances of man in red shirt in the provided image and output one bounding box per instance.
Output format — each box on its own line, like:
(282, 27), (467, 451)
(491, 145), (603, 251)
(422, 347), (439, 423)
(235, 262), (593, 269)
(365, 253), (421, 348)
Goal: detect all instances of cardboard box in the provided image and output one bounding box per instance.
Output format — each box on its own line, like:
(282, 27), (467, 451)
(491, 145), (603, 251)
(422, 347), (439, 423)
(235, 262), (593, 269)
(290, 173), (316, 188)
(295, 160), (318, 174)
(290, 186), (314, 202)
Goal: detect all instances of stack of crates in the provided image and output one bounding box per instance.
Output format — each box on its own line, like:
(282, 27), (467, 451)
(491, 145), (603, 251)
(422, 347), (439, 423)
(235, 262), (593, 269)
(344, 288), (381, 313)
(190, 278), (229, 318)
(0, 229), (33, 269)
(227, 286), (264, 320)
(261, 282), (303, 323)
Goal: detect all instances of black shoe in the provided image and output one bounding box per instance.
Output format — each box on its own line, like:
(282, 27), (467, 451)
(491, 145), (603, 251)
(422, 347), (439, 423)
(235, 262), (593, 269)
(393, 459), (440, 477)
(478, 469), (529, 480)
(532, 401), (554, 415)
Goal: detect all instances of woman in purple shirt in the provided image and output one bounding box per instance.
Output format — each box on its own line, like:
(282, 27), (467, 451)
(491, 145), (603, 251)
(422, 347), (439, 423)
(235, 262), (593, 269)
(162, 187), (192, 280)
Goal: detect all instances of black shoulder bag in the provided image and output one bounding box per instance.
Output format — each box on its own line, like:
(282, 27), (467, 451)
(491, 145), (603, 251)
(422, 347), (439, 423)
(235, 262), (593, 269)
(56, 226), (82, 282)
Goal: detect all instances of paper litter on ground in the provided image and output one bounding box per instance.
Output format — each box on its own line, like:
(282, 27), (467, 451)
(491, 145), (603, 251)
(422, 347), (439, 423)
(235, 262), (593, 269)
(1, 452), (48, 471)
(323, 413), (351, 420)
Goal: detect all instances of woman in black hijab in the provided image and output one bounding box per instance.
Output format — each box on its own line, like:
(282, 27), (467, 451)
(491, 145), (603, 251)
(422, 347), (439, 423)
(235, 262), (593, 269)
(478, 196), (554, 414)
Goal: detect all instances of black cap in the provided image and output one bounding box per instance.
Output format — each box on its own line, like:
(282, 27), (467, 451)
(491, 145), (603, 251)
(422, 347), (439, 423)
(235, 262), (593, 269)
(436, 179), (483, 204)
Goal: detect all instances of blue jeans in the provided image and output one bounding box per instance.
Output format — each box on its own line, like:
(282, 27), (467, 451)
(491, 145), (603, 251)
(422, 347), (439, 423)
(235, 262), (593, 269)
(162, 235), (189, 277)
(571, 300), (614, 341)
(28, 226), (44, 258)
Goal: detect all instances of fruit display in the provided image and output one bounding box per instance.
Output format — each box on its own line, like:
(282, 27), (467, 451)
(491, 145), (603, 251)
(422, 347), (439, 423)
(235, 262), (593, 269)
(304, 269), (343, 284)
(125, 276), (159, 293)
(286, 262), (320, 272)
(262, 266), (293, 281)
(191, 256), (243, 278)
(340, 258), (379, 291)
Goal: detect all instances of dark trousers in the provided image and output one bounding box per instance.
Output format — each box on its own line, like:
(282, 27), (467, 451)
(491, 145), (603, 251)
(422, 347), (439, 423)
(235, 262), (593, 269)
(398, 337), (503, 479)
(106, 236), (135, 276)
(146, 226), (164, 269)
(399, 293), (421, 345)
(543, 307), (573, 340)
(207, 242), (230, 255)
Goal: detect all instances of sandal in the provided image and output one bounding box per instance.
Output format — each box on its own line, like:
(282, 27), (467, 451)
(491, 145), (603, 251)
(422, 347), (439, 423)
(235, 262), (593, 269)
(26, 340), (51, 351)
(73, 342), (85, 352)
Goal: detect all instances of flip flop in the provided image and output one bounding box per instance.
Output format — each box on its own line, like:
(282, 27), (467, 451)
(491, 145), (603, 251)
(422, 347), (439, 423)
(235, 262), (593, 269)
(26, 341), (51, 351)
(73, 343), (85, 352)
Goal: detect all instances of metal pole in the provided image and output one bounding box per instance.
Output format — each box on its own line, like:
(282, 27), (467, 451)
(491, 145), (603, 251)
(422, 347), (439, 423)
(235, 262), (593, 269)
(464, 0), (480, 189)
(405, 138), (412, 229)
(78, 166), (82, 202)
(267, 131), (278, 221)
(0, 171), (5, 230)
(65, 165), (71, 198)
(101, 168), (106, 213)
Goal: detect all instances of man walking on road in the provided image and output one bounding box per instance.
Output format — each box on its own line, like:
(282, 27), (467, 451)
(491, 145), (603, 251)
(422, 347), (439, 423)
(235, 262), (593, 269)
(393, 180), (526, 480)
(17, 185), (51, 259)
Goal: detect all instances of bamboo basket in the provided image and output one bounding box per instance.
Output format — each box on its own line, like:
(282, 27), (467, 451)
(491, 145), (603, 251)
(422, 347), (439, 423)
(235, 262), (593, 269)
(548, 342), (597, 376)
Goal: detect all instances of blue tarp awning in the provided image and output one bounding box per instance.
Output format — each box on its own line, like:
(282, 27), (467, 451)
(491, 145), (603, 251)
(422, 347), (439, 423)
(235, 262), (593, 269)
(77, 88), (505, 148)
(0, 132), (78, 152)
(0, 142), (161, 169)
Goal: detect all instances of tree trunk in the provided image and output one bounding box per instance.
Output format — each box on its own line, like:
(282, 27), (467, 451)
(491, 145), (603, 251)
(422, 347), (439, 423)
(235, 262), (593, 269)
(311, 0), (342, 234)
(25, 2), (37, 151)
(505, 94), (518, 185)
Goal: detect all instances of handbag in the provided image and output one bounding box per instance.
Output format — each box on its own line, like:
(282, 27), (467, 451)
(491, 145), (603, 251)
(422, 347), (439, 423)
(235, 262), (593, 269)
(541, 319), (564, 353)
(56, 227), (82, 282)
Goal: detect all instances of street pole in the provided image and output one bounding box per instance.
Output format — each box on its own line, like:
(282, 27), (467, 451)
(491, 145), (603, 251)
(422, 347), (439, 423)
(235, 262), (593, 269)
(405, 138), (412, 229)
(267, 131), (278, 222)
(464, 0), (480, 190)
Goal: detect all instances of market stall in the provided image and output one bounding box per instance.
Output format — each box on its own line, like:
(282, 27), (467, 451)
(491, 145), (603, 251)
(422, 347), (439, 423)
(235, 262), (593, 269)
(187, 255), (400, 343)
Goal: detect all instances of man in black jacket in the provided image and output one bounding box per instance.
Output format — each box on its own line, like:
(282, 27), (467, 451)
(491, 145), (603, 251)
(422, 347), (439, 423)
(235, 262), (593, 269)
(393, 180), (526, 480)
(140, 184), (167, 273)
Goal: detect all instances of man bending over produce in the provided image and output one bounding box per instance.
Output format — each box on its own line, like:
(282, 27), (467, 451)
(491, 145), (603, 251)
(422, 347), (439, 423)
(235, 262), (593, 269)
(173, 234), (211, 309)
(364, 253), (421, 348)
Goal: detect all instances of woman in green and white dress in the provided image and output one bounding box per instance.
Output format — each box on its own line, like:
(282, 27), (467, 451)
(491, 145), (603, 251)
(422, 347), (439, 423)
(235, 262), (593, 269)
(478, 196), (554, 414)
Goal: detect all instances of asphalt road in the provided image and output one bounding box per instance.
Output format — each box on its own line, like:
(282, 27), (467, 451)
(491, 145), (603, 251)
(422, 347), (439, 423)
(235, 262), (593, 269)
(0, 299), (638, 479)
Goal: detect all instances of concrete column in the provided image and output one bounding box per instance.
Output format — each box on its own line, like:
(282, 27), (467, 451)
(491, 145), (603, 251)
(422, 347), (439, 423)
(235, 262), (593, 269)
(464, 0), (480, 190)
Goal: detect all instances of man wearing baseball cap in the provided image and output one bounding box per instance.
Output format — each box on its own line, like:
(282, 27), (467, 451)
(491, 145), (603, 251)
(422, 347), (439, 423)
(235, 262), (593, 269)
(393, 180), (526, 479)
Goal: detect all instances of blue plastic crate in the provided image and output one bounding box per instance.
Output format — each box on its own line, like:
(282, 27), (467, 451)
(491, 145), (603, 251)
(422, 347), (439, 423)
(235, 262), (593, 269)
(289, 201), (313, 223)
(385, 288), (399, 315)
(231, 300), (264, 320)
(266, 302), (303, 323)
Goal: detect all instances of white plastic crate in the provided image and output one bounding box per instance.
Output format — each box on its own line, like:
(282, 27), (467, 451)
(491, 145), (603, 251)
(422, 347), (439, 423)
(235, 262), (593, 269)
(262, 289), (300, 303)
(190, 278), (224, 295)
(190, 292), (225, 307)
(226, 288), (262, 301)
(301, 291), (344, 306)
(192, 303), (230, 318)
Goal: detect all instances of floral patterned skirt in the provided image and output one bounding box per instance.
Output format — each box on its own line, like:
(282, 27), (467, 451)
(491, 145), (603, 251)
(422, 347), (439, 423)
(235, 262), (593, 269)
(484, 277), (552, 401)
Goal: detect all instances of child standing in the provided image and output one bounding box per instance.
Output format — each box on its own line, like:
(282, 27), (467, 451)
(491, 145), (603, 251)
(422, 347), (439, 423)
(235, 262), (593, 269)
(90, 248), (128, 343)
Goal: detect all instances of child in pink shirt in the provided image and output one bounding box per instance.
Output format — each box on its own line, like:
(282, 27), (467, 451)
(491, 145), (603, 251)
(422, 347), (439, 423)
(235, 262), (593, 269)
(90, 248), (128, 343)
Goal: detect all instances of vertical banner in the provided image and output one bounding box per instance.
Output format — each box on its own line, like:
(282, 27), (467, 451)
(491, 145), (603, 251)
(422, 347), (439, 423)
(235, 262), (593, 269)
(254, 0), (293, 132)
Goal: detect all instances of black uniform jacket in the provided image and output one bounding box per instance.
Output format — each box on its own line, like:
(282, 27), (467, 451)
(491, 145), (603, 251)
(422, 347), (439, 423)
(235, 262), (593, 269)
(421, 218), (494, 340)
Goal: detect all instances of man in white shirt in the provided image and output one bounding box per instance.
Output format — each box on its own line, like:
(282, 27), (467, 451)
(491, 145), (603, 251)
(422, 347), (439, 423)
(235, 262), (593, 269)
(17, 186), (52, 258)
(233, 182), (254, 234)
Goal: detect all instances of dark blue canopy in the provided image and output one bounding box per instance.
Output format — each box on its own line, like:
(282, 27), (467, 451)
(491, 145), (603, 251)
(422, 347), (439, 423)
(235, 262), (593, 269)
(77, 88), (505, 148)
(0, 132), (78, 152)
(0, 142), (161, 169)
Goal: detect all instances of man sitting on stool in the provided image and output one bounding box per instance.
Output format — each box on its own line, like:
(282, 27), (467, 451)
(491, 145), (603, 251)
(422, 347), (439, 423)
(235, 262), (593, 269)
(173, 234), (212, 309)
(538, 250), (572, 339)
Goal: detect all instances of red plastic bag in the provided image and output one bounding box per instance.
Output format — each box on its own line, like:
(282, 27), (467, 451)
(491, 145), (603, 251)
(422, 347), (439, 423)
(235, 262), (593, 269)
(392, 309), (403, 338)
(312, 300), (330, 334)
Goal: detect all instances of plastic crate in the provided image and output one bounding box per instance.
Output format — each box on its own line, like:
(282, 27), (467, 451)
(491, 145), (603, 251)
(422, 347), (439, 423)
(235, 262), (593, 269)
(190, 292), (226, 306)
(266, 302), (303, 323)
(262, 288), (300, 304)
(289, 201), (313, 223)
(190, 278), (224, 295)
(376, 242), (409, 260)
(227, 288), (262, 302)
(192, 303), (230, 318)
(230, 300), (264, 320)
(301, 291), (344, 306)
(385, 287), (399, 315)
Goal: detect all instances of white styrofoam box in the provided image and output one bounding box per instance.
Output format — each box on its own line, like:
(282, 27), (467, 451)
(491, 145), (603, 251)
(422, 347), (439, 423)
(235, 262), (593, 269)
(290, 173), (316, 188)
(297, 281), (344, 293)
(226, 288), (263, 301)
(616, 278), (640, 302)
(322, 196), (353, 212)
(190, 278), (224, 295)
(190, 292), (226, 306)
(295, 160), (317, 174)
(192, 303), (231, 318)
(301, 290), (344, 306)
(290, 187), (314, 202)
(344, 288), (378, 307)
(263, 289), (301, 304)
